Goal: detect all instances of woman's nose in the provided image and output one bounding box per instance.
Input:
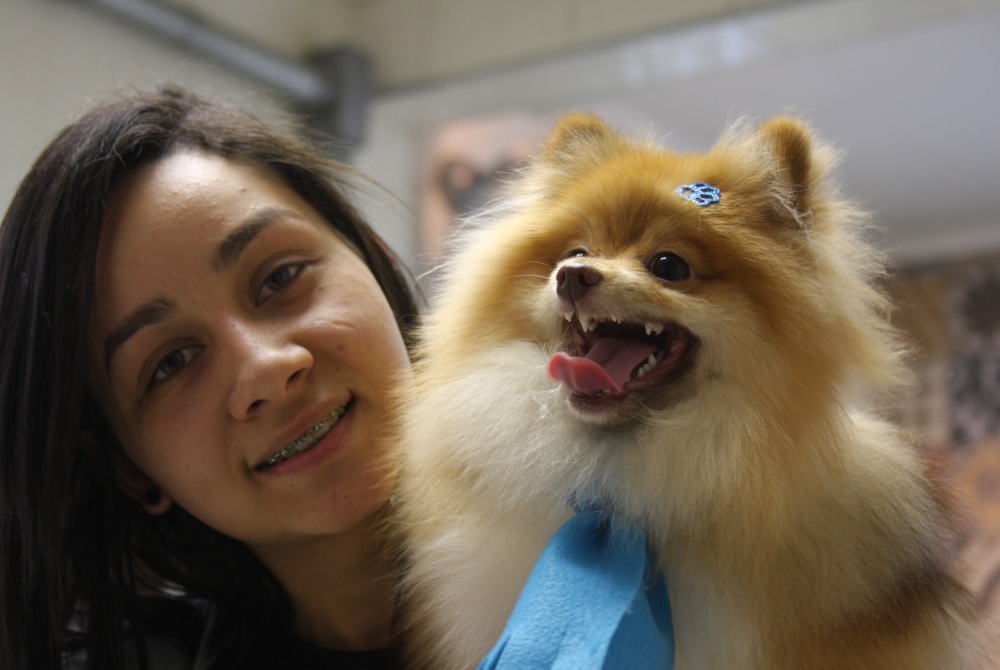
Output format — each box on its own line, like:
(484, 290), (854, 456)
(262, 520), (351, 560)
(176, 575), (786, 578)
(226, 324), (314, 420)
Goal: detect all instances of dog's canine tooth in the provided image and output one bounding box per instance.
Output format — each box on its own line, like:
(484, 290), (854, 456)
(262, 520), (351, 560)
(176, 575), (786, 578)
(578, 313), (593, 332)
(650, 322), (663, 336)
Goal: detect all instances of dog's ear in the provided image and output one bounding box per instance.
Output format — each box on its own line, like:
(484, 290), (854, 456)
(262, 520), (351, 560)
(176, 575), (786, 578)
(537, 113), (629, 188)
(757, 116), (817, 221)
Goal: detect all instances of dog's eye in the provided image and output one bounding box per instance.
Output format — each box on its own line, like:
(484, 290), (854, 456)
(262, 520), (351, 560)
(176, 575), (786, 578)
(649, 253), (690, 281)
(566, 248), (588, 259)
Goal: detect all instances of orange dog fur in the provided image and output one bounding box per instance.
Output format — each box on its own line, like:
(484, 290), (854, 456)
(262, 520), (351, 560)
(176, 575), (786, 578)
(393, 114), (976, 669)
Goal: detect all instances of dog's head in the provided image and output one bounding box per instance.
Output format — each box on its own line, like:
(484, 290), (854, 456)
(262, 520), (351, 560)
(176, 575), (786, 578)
(422, 114), (907, 433)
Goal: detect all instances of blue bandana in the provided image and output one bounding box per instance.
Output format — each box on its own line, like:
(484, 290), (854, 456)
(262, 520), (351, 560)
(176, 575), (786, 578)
(477, 510), (674, 670)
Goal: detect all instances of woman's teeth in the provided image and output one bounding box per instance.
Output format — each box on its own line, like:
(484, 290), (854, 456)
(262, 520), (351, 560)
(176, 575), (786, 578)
(258, 404), (347, 470)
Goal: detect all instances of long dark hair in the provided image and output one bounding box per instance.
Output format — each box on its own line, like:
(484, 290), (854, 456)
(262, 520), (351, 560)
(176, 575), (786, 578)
(0, 86), (418, 670)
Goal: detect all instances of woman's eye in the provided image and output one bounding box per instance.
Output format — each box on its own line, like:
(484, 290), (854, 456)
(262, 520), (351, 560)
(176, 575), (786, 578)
(256, 263), (305, 304)
(649, 253), (691, 282)
(150, 347), (201, 385)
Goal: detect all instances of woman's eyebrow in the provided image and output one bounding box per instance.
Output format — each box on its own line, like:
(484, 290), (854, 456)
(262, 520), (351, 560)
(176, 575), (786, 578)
(104, 297), (177, 374)
(103, 208), (308, 375)
(214, 207), (305, 271)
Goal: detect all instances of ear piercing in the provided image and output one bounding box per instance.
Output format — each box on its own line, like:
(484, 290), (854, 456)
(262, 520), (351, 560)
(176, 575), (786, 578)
(143, 488), (162, 506)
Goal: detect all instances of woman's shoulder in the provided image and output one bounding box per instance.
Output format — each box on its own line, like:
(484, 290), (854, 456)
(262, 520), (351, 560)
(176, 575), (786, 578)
(64, 598), (217, 670)
(63, 598), (405, 670)
(275, 633), (403, 670)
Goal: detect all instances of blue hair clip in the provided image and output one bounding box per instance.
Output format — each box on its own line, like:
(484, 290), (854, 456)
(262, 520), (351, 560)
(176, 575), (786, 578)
(676, 182), (720, 207)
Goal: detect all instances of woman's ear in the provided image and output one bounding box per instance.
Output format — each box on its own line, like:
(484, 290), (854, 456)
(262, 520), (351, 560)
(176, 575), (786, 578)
(116, 459), (174, 515)
(86, 431), (175, 515)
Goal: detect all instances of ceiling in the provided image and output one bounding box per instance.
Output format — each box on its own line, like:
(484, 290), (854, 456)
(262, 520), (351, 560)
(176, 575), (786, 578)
(365, 0), (1000, 266)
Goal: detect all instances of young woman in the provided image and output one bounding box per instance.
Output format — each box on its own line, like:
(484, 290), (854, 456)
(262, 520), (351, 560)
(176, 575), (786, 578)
(0, 86), (419, 669)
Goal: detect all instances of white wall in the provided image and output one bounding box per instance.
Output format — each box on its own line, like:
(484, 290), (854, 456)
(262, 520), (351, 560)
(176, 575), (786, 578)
(0, 0), (418, 266)
(0, 0), (281, 211)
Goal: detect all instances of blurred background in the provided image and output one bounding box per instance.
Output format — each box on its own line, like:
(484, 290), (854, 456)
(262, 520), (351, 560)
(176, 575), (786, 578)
(2, 0), (999, 649)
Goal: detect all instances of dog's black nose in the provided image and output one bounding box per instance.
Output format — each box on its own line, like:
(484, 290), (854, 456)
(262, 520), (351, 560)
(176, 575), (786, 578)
(556, 263), (602, 302)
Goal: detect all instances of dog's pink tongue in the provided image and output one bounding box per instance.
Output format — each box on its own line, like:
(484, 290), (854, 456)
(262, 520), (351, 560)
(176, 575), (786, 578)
(548, 337), (656, 395)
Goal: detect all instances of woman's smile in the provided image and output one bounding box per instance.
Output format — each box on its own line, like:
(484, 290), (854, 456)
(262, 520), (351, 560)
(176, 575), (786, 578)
(255, 397), (354, 474)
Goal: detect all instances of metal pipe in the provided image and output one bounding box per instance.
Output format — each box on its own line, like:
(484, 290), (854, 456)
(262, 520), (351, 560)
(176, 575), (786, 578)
(84, 0), (333, 106)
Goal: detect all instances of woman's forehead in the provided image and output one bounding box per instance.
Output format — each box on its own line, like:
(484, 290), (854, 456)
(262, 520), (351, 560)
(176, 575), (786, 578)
(91, 150), (333, 341)
(102, 151), (295, 250)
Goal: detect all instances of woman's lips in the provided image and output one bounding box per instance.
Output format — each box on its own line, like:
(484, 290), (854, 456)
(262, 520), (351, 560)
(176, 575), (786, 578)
(255, 399), (355, 475)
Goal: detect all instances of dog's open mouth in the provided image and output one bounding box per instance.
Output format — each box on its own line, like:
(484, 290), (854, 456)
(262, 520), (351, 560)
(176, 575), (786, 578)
(548, 313), (696, 400)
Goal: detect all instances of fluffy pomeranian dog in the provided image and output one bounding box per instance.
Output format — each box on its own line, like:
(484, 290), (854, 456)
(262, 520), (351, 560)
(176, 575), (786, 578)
(393, 114), (976, 669)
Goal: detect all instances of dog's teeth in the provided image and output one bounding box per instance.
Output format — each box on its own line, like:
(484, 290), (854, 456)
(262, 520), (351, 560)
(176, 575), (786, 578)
(564, 313), (573, 322)
(648, 354), (656, 366)
(578, 313), (592, 331)
(647, 322), (663, 336)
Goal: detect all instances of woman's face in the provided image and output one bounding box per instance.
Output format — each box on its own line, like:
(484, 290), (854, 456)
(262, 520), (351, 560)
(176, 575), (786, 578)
(90, 150), (410, 548)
